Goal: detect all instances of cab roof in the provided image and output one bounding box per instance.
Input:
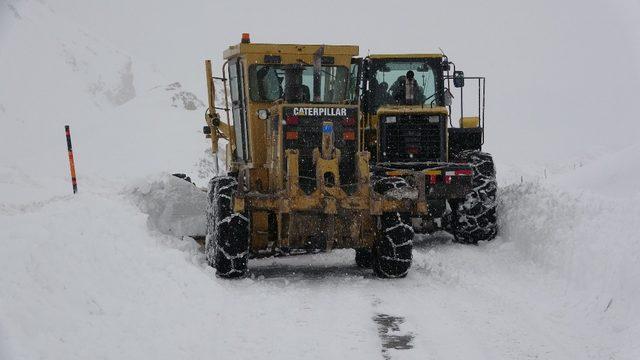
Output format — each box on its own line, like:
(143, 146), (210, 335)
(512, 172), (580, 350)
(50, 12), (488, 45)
(224, 43), (359, 59)
(368, 54), (444, 59)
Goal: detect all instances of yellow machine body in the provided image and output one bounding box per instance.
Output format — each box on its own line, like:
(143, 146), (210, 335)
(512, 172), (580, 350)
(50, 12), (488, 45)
(205, 42), (427, 254)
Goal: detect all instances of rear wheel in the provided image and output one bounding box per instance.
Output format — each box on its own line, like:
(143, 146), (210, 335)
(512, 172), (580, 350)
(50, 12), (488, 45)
(372, 177), (414, 278)
(205, 176), (250, 278)
(449, 150), (498, 244)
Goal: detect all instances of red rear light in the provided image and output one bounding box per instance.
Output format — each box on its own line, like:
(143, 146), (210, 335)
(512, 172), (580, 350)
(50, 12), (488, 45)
(455, 169), (473, 176)
(285, 131), (299, 140)
(444, 175), (452, 184)
(286, 116), (299, 125)
(429, 175), (437, 185)
(343, 131), (356, 141)
(342, 117), (356, 127)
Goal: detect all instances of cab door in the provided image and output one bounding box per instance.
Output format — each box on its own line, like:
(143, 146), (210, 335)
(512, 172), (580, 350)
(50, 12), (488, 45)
(349, 57), (365, 152)
(357, 57), (378, 160)
(228, 58), (250, 163)
(348, 57), (362, 104)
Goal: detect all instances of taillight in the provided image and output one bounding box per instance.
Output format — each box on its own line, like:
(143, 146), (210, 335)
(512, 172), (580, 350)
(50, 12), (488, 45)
(342, 117), (356, 127)
(454, 169), (473, 176)
(343, 131), (356, 141)
(286, 116), (299, 125)
(285, 131), (299, 140)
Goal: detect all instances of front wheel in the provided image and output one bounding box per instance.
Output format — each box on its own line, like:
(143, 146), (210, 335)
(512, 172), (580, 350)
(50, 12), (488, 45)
(372, 212), (414, 278)
(449, 150), (498, 244)
(205, 176), (250, 278)
(371, 177), (415, 278)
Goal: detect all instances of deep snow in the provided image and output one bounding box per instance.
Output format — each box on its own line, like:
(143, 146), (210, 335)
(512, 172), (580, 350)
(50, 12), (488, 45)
(2, 172), (639, 359)
(1, 0), (639, 359)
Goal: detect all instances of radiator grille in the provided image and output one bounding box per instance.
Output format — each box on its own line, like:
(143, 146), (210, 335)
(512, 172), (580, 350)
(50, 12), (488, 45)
(380, 116), (443, 162)
(283, 108), (358, 193)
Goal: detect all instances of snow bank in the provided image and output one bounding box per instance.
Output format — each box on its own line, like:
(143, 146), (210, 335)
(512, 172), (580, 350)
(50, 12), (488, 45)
(499, 181), (640, 355)
(129, 175), (207, 237)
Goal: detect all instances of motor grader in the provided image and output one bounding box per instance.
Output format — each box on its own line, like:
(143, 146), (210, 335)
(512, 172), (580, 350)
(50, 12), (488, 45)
(201, 35), (496, 278)
(359, 54), (498, 245)
(202, 34), (423, 278)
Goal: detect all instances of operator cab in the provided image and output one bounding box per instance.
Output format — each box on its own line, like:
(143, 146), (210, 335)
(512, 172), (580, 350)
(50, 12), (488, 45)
(220, 36), (361, 194)
(362, 55), (449, 164)
(364, 56), (446, 113)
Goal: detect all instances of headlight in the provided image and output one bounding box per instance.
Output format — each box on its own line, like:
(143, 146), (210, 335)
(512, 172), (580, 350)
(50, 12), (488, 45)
(428, 115), (440, 124)
(385, 116), (397, 123)
(257, 109), (269, 120)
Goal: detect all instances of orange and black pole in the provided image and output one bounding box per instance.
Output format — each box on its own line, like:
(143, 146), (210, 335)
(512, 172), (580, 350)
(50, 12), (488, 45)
(65, 125), (78, 193)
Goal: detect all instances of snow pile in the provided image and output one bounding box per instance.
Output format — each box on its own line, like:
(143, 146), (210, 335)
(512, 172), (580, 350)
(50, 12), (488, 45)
(0, 192), (213, 360)
(129, 175), (208, 237)
(500, 182), (639, 352)
(406, 179), (639, 357)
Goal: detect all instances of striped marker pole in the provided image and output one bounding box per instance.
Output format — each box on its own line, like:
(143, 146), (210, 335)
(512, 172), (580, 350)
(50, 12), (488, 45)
(65, 125), (78, 193)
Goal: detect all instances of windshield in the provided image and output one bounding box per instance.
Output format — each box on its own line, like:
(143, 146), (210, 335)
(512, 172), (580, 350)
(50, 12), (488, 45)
(249, 65), (350, 103)
(368, 60), (438, 108)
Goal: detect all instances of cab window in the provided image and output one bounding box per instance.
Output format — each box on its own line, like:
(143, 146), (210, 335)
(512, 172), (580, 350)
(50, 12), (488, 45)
(248, 64), (351, 103)
(367, 60), (441, 111)
(228, 59), (250, 162)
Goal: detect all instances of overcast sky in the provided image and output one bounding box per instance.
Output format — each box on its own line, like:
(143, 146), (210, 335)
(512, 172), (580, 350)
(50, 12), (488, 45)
(19, 0), (640, 162)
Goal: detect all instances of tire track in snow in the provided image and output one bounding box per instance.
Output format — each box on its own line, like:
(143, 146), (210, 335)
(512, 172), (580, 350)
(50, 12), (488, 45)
(373, 313), (415, 359)
(371, 296), (416, 359)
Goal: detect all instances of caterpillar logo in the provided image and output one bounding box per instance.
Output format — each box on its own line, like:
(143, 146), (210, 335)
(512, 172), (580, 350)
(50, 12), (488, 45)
(292, 107), (348, 116)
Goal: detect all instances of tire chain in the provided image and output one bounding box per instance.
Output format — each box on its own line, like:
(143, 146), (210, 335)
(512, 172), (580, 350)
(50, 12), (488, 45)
(452, 151), (498, 243)
(205, 176), (250, 277)
(372, 177), (415, 278)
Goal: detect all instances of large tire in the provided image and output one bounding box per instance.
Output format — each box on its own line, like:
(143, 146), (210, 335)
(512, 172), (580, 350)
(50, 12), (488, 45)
(205, 176), (250, 278)
(449, 150), (498, 244)
(372, 177), (414, 278)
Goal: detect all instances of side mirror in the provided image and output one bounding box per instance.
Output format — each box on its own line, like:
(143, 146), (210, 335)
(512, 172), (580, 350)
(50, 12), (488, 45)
(453, 71), (465, 88)
(442, 60), (450, 72)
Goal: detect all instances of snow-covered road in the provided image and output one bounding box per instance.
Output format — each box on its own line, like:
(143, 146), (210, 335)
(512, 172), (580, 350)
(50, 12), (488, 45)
(1, 178), (637, 359)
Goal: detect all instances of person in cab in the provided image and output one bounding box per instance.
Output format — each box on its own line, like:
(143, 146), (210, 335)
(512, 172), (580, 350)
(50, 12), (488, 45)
(391, 70), (420, 105)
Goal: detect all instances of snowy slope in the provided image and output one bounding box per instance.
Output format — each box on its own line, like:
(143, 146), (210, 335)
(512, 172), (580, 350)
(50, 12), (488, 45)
(0, 0), (216, 202)
(1, 0), (639, 359)
(551, 144), (640, 199)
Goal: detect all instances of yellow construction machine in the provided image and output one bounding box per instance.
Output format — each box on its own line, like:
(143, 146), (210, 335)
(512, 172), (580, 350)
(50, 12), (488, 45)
(360, 54), (497, 243)
(202, 34), (425, 278)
